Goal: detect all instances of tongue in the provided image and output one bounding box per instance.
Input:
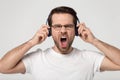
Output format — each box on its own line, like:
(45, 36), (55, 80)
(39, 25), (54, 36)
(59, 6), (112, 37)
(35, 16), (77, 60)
(61, 41), (67, 48)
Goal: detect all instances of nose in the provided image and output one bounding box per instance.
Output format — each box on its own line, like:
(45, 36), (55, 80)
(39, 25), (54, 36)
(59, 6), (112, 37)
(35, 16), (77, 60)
(60, 26), (67, 33)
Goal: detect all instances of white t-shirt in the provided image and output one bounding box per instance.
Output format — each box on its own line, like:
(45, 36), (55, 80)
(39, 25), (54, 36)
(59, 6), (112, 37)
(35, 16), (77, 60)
(22, 48), (104, 80)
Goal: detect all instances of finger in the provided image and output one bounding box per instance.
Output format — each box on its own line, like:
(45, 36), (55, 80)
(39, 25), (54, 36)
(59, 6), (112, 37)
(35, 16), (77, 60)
(80, 22), (86, 26)
(38, 26), (49, 36)
(83, 31), (88, 39)
(43, 25), (50, 34)
(80, 31), (88, 41)
(38, 24), (49, 31)
(38, 32), (46, 41)
(42, 31), (48, 38)
(36, 29), (47, 39)
(35, 32), (44, 43)
(83, 27), (91, 35)
(42, 24), (50, 29)
(78, 24), (84, 36)
(41, 28), (49, 36)
(77, 23), (80, 27)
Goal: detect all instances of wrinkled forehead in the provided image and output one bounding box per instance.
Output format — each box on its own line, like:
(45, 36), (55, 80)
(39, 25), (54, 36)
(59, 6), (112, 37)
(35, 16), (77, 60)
(51, 13), (74, 25)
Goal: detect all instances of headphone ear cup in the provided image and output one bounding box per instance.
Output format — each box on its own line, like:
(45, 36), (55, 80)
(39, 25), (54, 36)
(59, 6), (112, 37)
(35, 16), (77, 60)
(48, 28), (51, 37)
(75, 26), (79, 36)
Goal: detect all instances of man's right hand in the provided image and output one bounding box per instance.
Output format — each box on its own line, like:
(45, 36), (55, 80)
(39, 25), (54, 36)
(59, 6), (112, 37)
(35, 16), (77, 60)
(0, 24), (50, 74)
(29, 24), (50, 46)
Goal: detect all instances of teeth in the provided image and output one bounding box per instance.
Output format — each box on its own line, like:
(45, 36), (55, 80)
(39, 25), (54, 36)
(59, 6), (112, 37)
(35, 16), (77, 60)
(61, 37), (67, 42)
(61, 36), (66, 38)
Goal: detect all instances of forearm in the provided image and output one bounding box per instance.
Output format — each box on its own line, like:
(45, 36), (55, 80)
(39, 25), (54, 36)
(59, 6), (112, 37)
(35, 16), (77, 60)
(92, 39), (120, 65)
(0, 40), (34, 70)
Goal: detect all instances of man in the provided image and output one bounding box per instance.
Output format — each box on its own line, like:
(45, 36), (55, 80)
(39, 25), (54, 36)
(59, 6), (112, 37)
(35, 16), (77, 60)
(0, 6), (120, 80)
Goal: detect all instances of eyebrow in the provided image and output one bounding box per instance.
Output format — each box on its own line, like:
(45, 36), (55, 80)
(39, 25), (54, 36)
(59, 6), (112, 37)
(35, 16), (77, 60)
(52, 24), (74, 25)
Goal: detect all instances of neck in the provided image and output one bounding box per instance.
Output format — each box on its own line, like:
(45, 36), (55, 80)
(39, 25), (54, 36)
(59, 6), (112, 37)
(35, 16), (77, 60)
(52, 46), (73, 54)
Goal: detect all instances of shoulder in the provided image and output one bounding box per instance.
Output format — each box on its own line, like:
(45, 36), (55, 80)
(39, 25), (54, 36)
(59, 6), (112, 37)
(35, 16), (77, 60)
(23, 48), (52, 59)
(74, 48), (104, 59)
(23, 48), (42, 59)
(81, 49), (103, 56)
(73, 48), (99, 55)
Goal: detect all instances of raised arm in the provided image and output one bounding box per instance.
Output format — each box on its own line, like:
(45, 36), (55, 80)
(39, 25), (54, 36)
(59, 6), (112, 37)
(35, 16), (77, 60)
(0, 25), (49, 74)
(78, 23), (120, 71)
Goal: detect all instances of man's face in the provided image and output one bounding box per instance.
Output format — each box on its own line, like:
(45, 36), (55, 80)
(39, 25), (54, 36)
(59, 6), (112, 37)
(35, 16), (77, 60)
(51, 13), (75, 54)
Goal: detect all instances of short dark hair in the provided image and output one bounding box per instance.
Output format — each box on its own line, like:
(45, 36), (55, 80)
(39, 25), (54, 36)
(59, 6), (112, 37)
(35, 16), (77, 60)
(47, 6), (79, 26)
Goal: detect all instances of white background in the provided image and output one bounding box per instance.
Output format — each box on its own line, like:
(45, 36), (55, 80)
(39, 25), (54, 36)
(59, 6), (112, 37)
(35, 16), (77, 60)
(0, 0), (120, 80)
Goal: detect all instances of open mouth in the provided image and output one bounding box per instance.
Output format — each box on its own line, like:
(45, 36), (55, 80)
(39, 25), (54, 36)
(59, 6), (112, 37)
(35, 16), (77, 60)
(61, 37), (67, 42)
(60, 37), (67, 48)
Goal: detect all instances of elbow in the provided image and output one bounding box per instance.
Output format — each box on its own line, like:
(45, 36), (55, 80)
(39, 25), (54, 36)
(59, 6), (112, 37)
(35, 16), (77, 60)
(0, 64), (6, 74)
(0, 63), (10, 74)
(0, 63), (5, 73)
(0, 59), (6, 73)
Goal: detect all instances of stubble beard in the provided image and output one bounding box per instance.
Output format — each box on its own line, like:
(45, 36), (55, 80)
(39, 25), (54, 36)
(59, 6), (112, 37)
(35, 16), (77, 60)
(53, 38), (74, 54)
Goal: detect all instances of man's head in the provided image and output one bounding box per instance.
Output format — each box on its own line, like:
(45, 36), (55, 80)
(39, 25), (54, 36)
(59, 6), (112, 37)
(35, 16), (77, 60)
(47, 6), (79, 27)
(47, 6), (79, 54)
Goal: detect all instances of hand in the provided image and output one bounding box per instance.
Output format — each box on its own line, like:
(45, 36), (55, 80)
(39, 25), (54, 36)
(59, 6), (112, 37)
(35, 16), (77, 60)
(78, 23), (96, 44)
(29, 24), (50, 46)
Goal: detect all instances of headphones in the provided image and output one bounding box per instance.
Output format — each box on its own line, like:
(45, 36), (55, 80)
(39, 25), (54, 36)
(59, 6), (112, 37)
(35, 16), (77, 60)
(47, 17), (80, 37)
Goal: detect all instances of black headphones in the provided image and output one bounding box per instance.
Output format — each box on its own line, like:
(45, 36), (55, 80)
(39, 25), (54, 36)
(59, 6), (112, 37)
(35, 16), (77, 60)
(47, 17), (80, 37)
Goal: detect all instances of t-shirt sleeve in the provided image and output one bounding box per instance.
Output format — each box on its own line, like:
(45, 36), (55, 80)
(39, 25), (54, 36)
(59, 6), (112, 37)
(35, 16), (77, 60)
(22, 49), (42, 74)
(83, 50), (105, 73)
(89, 51), (105, 73)
(94, 52), (105, 72)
